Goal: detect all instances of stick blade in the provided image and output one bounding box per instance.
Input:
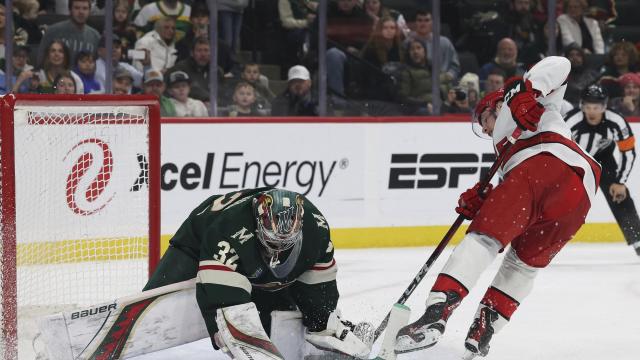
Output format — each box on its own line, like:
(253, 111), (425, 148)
(374, 304), (411, 360)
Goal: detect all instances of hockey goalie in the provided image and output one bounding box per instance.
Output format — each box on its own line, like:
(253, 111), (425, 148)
(395, 56), (602, 358)
(38, 188), (372, 359)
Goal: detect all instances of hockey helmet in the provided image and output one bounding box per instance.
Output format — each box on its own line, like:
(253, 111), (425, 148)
(472, 88), (504, 139)
(253, 189), (304, 278)
(581, 84), (608, 105)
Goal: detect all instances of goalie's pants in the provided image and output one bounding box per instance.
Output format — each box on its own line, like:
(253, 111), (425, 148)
(143, 245), (296, 334)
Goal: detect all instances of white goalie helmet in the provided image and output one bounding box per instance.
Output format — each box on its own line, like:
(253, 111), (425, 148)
(253, 189), (304, 278)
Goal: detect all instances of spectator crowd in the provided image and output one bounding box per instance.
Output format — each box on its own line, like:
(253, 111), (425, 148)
(0, 0), (638, 117)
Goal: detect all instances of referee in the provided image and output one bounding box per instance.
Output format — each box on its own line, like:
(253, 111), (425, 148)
(565, 85), (640, 256)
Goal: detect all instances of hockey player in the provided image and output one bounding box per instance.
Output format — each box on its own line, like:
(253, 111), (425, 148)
(144, 187), (371, 359)
(565, 85), (640, 256)
(395, 56), (602, 358)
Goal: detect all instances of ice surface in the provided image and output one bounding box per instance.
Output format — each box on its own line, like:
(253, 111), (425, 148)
(129, 243), (640, 359)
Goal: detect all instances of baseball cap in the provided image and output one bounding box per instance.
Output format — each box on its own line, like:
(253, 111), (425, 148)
(113, 67), (134, 82)
(618, 72), (640, 87)
(144, 69), (164, 84)
(287, 65), (310, 81)
(168, 71), (190, 86)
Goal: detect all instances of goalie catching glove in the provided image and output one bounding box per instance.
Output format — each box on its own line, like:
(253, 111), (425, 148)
(305, 310), (373, 358)
(504, 77), (544, 132)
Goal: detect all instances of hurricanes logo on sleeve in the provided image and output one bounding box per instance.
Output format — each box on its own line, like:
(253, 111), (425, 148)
(64, 138), (115, 215)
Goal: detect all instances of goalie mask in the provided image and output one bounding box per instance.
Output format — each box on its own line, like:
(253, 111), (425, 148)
(253, 189), (304, 279)
(472, 88), (504, 139)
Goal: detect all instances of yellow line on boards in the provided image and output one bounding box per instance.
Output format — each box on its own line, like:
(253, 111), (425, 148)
(328, 223), (625, 248)
(160, 222), (624, 255)
(17, 237), (149, 266)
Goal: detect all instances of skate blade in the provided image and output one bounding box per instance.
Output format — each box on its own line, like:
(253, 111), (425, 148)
(304, 355), (358, 360)
(461, 350), (478, 360)
(394, 330), (441, 355)
(393, 341), (437, 354)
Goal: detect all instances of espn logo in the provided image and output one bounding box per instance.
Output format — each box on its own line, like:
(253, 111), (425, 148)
(388, 153), (496, 189)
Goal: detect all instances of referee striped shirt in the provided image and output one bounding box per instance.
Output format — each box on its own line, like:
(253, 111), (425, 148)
(565, 108), (636, 184)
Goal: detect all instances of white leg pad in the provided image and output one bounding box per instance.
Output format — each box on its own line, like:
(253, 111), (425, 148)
(439, 232), (502, 292)
(491, 247), (539, 303)
(216, 303), (284, 360)
(270, 310), (337, 359)
(37, 280), (207, 360)
(271, 311), (307, 359)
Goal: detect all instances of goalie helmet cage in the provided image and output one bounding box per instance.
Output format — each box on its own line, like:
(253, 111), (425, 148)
(0, 94), (161, 359)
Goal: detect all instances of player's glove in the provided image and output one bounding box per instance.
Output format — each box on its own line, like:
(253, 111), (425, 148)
(504, 77), (544, 132)
(455, 182), (493, 220)
(305, 311), (372, 358)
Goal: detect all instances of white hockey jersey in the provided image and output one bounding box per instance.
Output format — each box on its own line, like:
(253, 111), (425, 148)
(492, 56), (601, 202)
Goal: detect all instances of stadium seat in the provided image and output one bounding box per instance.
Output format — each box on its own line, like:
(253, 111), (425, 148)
(259, 64), (282, 82)
(36, 14), (68, 26)
(88, 16), (105, 34)
(28, 44), (39, 67)
(584, 54), (606, 71)
(611, 0), (640, 26)
(458, 51), (480, 76)
(270, 80), (288, 96)
(610, 26), (640, 43)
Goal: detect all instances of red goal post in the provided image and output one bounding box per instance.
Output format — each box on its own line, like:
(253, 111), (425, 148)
(0, 94), (161, 360)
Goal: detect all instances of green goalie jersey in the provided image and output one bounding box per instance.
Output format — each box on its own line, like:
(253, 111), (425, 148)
(169, 187), (338, 336)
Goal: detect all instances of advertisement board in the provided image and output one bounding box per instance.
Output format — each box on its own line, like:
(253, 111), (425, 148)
(14, 106), (150, 244)
(160, 119), (640, 247)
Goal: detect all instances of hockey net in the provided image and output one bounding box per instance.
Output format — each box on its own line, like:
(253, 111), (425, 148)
(0, 94), (161, 359)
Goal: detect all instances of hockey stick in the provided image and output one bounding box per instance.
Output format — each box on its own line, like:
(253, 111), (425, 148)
(372, 128), (522, 342)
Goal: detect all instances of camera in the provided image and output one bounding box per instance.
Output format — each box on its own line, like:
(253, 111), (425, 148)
(454, 87), (467, 101)
(128, 49), (146, 61)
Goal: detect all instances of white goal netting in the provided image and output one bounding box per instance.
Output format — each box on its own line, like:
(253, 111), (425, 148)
(1, 101), (157, 359)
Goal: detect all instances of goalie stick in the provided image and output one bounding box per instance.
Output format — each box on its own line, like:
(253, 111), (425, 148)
(372, 128), (523, 342)
(373, 303), (411, 360)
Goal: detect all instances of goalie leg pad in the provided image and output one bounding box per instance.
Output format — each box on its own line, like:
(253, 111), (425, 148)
(216, 303), (284, 360)
(270, 310), (307, 360)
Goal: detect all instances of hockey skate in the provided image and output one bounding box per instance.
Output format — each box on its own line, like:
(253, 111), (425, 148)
(632, 242), (640, 257)
(463, 306), (500, 358)
(394, 291), (462, 354)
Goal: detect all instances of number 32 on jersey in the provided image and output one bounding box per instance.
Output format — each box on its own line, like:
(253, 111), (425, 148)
(213, 241), (239, 270)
